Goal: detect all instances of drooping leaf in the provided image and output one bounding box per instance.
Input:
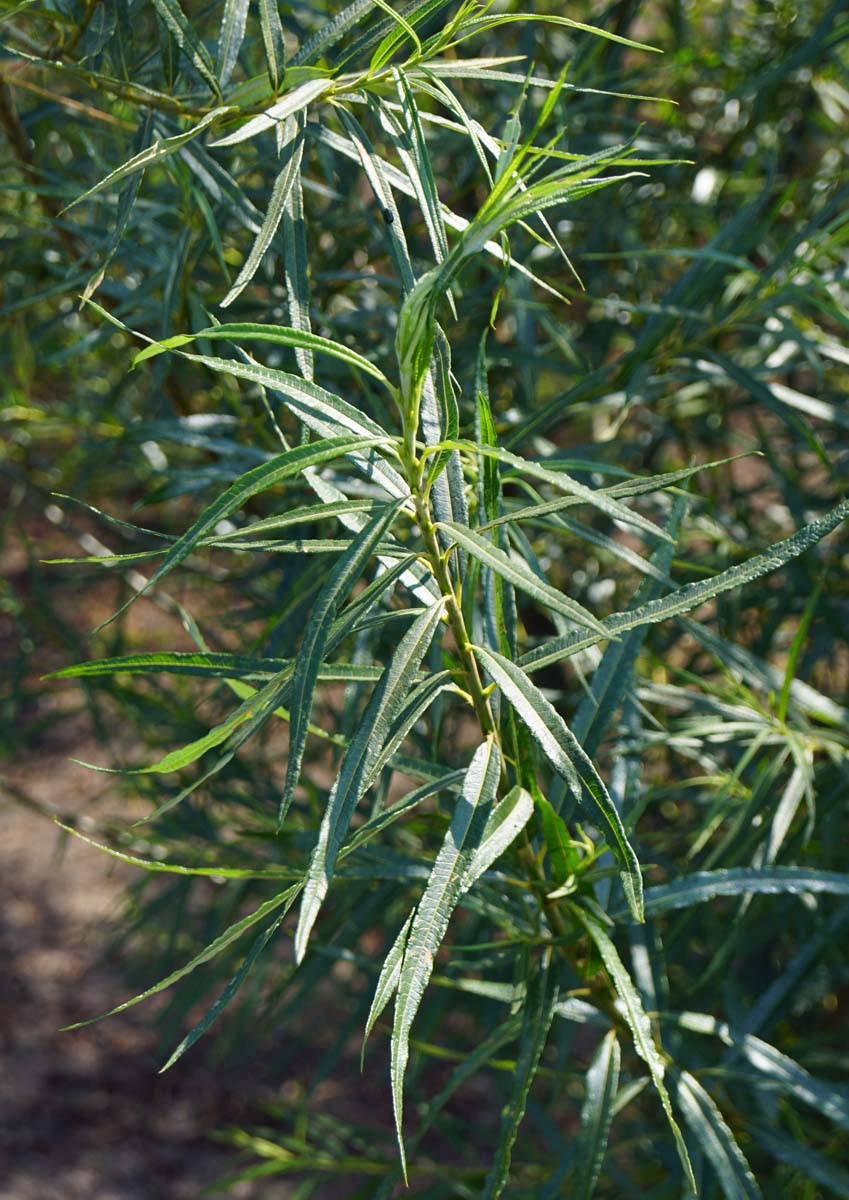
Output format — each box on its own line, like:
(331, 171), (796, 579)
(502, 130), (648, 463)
(520, 496), (849, 673)
(258, 0), (286, 90)
(220, 119), (305, 307)
(280, 498), (405, 825)
(159, 899), (298, 1072)
(574, 1030), (621, 1200)
(627, 868), (849, 917)
(669, 1012), (849, 1133)
(748, 1125), (849, 1198)
(672, 1069), (762, 1200)
(134, 323), (391, 385)
(64, 108), (233, 212)
(211, 78), (335, 147)
(295, 601), (445, 963)
(482, 950), (558, 1200)
(474, 645), (644, 922)
(392, 738), (502, 1175)
(216, 0), (249, 88)
(94, 435), (390, 630)
(574, 904), (694, 1190)
(441, 521), (609, 637)
(62, 886), (299, 1030)
(362, 912), (413, 1065)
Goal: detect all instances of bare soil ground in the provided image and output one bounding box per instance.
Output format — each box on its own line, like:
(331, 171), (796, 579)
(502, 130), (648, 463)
(0, 726), (311, 1200)
(0, 507), (297, 1199)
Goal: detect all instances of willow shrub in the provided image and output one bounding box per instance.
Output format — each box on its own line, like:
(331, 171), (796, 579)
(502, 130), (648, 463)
(7, 0), (849, 1195)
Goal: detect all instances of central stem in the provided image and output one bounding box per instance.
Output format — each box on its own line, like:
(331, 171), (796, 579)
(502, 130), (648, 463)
(414, 492), (496, 739)
(413, 486), (572, 944)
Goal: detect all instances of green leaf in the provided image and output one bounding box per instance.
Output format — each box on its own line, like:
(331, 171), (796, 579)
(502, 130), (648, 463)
(463, 785), (533, 888)
(94, 435), (389, 630)
(672, 1069), (761, 1200)
(537, 794), (577, 887)
(62, 885), (299, 1030)
(362, 913), (413, 1065)
(134, 323), (390, 385)
(177, 350), (409, 499)
(749, 1125), (849, 1197)
(519, 496), (849, 673)
(670, 1012), (849, 1133)
(392, 737), (502, 1178)
(628, 868), (849, 917)
(258, 0), (286, 90)
(216, 0), (249, 88)
(439, 521), (609, 637)
(574, 1030), (621, 1200)
(280, 499), (405, 826)
(486, 456), (749, 532)
(473, 645), (644, 923)
(447, 442), (674, 545)
(64, 107), (232, 213)
(150, 0), (222, 96)
(210, 78), (334, 147)
(574, 905), (694, 1191)
(54, 822), (293, 879)
(295, 601), (445, 963)
(281, 150), (313, 380)
(290, 0), (373, 66)
(219, 120), (305, 308)
(159, 904), (295, 1072)
(572, 493), (686, 758)
(48, 650), (397, 686)
(482, 950), (558, 1200)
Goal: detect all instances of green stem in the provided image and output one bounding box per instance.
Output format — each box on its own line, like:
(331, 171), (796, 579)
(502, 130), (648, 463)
(412, 487), (574, 945)
(414, 493), (496, 739)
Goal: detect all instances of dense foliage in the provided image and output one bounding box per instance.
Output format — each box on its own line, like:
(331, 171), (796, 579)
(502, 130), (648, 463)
(2, 0), (849, 1195)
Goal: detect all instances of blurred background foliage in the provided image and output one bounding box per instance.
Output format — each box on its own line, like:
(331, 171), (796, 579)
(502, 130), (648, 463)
(2, 0), (849, 1196)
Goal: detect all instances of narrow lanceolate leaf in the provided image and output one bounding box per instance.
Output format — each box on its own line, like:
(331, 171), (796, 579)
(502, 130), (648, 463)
(441, 522), (609, 638)
(280, 500), (404, 825)
(474, 645), (643, 923)
(575, 905), (694, 1191)
(749, 1125), (849, 1198)
(160, 896), (299, 1072)
(54, 823), (293, 880)
(134, 324), (389, 385)
(392, 738), (502, 1178)
(281, 158), (312, 379)
(672, 1070), (761, 1200)
(257, 0), (285, 90)
(572, 493), (686, 758)
(64, 108), (232, 212)
(453, 443), (673, 545)
(290, 0), (372, 65)
(216, 0), (249, 87)
(463, 786), (533, 889)
(178, 350), (408, 499)
(670, 1012), (849, 1133)
(574, 1030), (621, 1200)
(62, 885), (298, 1030)
(210, 78), (334, 147)
(83, 113), (152, 301)
(220, 120), (305, 307)
(95, 435), (385, 630)
(482, 952), (558, 1200)
(520, 496), (849, 673)
(295, 602), (445, 964)
(362, 913), (413, 1065)
(627, 868), (849, 917)
(150, 0), (221, 96)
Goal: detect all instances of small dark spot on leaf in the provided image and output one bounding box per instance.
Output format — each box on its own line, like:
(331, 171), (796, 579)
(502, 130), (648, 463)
(382, 208), (395, 225)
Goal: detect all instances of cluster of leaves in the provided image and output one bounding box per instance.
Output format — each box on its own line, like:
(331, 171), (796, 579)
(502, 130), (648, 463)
(3, 0), (849, 1196)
